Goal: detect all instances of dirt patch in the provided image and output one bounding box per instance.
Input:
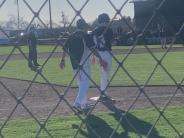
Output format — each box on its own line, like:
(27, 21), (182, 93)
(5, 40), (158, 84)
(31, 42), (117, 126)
(0, 77), (184, 120)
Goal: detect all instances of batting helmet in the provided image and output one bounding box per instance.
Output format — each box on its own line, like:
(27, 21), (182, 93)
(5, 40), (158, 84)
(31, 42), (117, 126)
(28, 25), (35, 32)
(98, 13), (110, 24)
(76, 19), (88, 29)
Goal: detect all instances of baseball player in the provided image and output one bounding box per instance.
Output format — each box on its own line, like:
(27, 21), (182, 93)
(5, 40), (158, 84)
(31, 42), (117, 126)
(60, 19), (107, 112)
(27, 26), (40, 69)
(158, 24), (167, 49)
(92, 13), (114, 99)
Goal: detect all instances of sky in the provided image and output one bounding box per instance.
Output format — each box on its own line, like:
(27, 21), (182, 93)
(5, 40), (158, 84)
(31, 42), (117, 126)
(0, 0), (134, 26)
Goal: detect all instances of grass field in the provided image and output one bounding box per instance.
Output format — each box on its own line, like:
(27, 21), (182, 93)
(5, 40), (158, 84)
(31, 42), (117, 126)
(1, 106), (183, 138)
(1, 46), (184, 138)
(0, 44), (183, 55)
(1, 51), (184, 86)
(0, 45), (62, 55)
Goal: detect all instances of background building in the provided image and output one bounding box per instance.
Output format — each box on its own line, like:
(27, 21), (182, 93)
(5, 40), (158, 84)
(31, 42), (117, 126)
(131, 0), (184, 43)
(131, 0), (184, 31)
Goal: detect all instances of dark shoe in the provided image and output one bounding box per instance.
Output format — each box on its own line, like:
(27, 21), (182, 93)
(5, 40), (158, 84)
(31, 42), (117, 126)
(73, 103), (93, 115)
(34, 63), (40, 67)
(85, 103), (95, 110)
(30, 65), (39, 71)
(28, 62), (33, 68)
(28, 62), (39, 71)
(100, 94), (113, 102)
(73, 103), (83, 112)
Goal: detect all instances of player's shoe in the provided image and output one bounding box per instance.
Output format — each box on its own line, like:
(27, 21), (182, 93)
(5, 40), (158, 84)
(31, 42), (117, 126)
(73, 103), (83, 112)
(34, 62), (41, 67)
(28, 62), (33, 68)
(100, 94), (116, 103)
(82, 103), (94, 115)
(73, 103), (94, 115)
(28, 63), (37, 70)
(101, 94), (112, 101)
(85, 103), (95, 110)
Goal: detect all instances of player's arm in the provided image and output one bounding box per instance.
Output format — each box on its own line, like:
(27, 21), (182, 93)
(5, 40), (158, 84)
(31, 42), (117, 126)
(60, 49), (66, 69)
(109, 28), (114, 43)
(60, 40), (69, 69)
(90, 47), (107, 69)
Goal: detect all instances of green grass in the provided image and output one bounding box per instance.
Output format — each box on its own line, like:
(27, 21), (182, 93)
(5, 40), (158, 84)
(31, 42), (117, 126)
(1, 51), (184, 86)
(112, 44), (183, 49)
(0, 45), (62, 55)
(0, 44), (183, 55)
(1, 106), (184, 138)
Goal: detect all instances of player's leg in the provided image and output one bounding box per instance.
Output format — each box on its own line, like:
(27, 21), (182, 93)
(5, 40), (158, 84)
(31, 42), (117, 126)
(164, 37), (167, 49)
(28, 41), (34, 67)
(31, 43), (39, 66)
(99, 51), (112, 95)
(161, 38), (164, 49)
(73, 64), (91, 109)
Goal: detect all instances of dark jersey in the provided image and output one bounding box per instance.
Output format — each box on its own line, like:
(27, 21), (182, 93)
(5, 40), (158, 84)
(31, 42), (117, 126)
(27, 31), (37, 45)
(92, 25), (113, 51)
(64, 30), (94, 70)
(160, 28), (166, 38)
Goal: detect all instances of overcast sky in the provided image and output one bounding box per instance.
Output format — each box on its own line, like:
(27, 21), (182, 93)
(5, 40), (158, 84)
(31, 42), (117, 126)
(0, 0), (134, 26)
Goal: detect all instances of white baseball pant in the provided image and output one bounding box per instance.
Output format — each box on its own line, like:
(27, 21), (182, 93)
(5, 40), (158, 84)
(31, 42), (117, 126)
(73, 44), (91, 108)
(99, 51), (112, 95)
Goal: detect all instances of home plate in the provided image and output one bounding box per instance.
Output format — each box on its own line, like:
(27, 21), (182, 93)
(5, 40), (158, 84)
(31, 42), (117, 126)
(89, 96), (118, 103)
(90, 96), (100, 101)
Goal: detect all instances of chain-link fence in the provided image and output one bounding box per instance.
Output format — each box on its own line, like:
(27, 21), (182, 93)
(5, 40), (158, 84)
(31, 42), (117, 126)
(0, 0), (184, 137)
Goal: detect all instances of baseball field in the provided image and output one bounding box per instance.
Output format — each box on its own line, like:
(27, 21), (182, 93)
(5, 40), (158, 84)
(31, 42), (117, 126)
(0, 45), (184, 137)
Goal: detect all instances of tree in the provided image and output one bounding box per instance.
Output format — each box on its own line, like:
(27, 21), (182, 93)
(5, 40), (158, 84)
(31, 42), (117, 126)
(2, 14), (29, 30)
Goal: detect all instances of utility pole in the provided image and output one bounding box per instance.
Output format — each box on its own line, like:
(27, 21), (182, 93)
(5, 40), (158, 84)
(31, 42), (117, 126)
(16, 0), (20, 30)
(48, 0), (52, 29)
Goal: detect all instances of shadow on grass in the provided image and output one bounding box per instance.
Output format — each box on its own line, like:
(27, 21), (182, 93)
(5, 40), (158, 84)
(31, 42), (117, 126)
(73, 100), (163, 138)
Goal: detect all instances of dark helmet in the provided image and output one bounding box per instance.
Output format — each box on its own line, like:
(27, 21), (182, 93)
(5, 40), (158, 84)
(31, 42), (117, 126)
(98, 13), (110, 24)
(76, 19), (88, 29)
(29, 25), (35, 31)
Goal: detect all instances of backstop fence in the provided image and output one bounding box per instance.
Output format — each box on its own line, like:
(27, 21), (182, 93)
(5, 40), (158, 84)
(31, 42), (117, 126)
(0, 0), (184, 137)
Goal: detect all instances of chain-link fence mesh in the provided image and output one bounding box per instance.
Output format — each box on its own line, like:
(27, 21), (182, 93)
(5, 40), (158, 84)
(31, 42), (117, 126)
(0, 0), (184, 137)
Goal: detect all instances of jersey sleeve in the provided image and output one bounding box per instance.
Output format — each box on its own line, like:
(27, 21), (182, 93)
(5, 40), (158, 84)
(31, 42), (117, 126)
(84, 34), (95, 49)
(91, 27), (101, 48)
(63, 37), (70, 52)
(107, 28), (114, 41)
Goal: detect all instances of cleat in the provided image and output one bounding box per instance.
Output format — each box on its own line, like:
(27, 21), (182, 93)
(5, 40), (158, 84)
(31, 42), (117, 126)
(100, 95), (117, 104)
(73, 104), (83, 112)
(34, 63), (40, 67)
(29, 65), (39, 72)
(73, 103), (94, 115)
(73, 103), (85, 115)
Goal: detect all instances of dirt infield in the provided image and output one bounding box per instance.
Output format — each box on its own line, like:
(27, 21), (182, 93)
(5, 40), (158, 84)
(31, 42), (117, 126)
(0, 77), (184, 120)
